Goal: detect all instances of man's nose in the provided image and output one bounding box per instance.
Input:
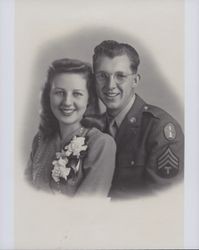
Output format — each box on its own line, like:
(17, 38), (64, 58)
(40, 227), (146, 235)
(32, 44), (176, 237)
(107, 74), (116, 89)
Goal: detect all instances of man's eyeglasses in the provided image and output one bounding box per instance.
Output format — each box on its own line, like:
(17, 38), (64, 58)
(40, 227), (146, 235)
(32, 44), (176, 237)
(95, 71), (134, 84)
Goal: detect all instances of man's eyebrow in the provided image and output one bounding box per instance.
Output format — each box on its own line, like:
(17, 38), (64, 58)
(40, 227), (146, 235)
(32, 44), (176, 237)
(95, 70), (108, 73)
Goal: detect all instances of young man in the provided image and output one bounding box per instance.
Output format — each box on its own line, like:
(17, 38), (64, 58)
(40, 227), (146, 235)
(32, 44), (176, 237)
(88, 40), (184, 199)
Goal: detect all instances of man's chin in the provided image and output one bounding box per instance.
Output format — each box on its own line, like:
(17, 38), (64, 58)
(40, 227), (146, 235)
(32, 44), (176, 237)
(99, 98), (120, 113)
(102, 100), (117, 109)
(105, 104), (120, 114)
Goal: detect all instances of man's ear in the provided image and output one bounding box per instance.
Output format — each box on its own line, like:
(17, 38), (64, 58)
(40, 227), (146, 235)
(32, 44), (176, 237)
(132, 74), (140, 88)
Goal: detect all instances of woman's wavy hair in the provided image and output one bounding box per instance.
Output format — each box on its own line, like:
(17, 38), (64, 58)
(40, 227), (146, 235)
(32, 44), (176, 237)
(39, 58), (98, 138)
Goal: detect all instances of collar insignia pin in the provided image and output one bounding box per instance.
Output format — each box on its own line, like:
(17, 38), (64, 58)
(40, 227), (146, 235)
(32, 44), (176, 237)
(130, 117), (136, 124)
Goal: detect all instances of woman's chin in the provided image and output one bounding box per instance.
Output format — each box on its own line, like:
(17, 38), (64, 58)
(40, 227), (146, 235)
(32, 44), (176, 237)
(59, 117), (82, 127)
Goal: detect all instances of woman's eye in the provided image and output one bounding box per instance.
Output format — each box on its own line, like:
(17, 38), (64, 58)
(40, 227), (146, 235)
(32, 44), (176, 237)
(73, 92), (83, 97)
(55, 91), (64, 96)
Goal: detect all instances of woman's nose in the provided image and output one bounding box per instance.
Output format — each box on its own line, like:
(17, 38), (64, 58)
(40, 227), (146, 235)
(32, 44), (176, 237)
(62, 93), (72, 106)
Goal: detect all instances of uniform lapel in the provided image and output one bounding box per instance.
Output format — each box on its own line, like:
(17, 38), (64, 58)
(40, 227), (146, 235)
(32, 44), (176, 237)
(115, 95), (146, 148)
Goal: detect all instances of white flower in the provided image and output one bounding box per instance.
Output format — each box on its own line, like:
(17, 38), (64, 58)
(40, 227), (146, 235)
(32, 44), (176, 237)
(52, 157), (70, 182)
(52, 135), (88, 183)
(59, 166), (71, 180)
(65, 136), (88, 157)
(51, 165), (61, 182)
(65, 150), (72, 157)
(51, 169), (60, 182)
(58, 157), (68, 166)
(56, 150), (65, 159)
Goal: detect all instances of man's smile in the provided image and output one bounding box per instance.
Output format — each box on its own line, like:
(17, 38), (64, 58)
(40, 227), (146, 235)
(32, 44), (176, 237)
(103, 91), (120, 98)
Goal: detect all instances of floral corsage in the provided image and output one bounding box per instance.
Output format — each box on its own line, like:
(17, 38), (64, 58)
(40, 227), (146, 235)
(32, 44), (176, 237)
(51, 136), (88, 183)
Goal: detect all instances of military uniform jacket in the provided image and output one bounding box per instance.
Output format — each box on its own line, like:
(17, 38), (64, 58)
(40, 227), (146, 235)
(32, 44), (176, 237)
(85, 95), (184, 198)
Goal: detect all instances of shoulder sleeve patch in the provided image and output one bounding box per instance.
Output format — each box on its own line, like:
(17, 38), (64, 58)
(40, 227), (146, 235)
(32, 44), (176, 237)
(156, 147), (179, 178)
(164, 122), (176, 141)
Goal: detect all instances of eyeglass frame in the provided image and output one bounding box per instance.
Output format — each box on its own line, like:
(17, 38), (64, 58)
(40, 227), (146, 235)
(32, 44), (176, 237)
(94, 71), (136, 84)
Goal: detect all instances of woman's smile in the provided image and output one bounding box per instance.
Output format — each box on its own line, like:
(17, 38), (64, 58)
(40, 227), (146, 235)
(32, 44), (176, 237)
(50, 73), (89, 127)
(59, 107), (76, 116)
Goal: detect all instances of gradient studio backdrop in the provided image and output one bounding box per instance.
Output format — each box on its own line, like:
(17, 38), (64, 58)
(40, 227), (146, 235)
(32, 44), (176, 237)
(15, 0), (184, 249)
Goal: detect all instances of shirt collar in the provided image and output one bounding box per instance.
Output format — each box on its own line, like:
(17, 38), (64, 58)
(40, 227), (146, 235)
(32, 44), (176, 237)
(107, 94), (136, 128)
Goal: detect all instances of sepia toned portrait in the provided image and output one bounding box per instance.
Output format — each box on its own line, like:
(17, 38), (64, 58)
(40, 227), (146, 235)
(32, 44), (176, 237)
(13, 0), (186, 249)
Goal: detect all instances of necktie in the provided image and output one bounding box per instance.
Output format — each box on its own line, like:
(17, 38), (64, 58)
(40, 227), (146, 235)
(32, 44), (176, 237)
(108, 120), (117, 137)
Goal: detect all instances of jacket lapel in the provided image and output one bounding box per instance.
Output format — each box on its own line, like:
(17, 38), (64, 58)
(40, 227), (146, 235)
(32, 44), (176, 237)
(115, 95), (146, 148)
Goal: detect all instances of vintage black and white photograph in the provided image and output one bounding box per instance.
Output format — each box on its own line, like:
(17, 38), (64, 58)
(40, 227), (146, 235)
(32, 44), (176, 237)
(2, 0), (199, 249)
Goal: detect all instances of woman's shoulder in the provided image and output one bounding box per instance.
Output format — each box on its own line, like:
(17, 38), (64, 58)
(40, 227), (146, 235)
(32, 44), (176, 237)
(32, 130), (56, 144)
(86, 127), (116, 146)
(86, 127), (112, 140)
(31, 130), (45, 145)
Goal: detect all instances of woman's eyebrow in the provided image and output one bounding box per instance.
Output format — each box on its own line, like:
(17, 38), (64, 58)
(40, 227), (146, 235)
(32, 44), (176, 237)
(73, 89), (86, 92)
(51, 85), (64, 90)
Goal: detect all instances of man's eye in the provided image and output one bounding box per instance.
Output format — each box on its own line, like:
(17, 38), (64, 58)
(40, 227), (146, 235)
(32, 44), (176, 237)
(100, 72), (108, 78)
(96, 72), (108, 80)
(115, 72), (126, 79)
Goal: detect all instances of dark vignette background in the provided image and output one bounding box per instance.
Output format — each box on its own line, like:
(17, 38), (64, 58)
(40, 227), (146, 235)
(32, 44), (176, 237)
(23, 27), (184, 162)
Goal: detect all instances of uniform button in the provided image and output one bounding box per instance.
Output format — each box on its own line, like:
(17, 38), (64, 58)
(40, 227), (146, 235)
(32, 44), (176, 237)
(130, 117), (136, 123)
(144, 106), (148, 110)
(131, 160), (135, 166)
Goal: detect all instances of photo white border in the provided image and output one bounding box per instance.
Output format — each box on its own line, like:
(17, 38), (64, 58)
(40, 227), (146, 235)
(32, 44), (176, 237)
(0, 0), (199, 248)
(0, 0), (15, 248)
(184, 0), (199, 248)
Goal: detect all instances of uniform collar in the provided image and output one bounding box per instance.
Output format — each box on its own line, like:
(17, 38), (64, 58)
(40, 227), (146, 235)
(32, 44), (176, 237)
(112, 94), (147, 146)
(126, 94), (147, 127)
(107, 94), (136, 128)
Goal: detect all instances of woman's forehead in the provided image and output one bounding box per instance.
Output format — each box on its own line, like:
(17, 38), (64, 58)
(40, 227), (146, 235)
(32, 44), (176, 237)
(52, 73), (88, 89)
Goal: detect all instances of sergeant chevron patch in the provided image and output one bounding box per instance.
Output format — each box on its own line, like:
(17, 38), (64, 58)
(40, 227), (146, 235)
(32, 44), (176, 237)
(156, 147), (179, 178)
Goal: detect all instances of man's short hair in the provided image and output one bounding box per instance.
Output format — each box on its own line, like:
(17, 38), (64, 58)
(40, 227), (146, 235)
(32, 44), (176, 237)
(93, 40), (140, 73)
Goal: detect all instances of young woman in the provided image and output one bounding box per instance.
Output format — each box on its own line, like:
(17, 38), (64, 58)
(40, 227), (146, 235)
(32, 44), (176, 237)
(25, 58), (116, 197)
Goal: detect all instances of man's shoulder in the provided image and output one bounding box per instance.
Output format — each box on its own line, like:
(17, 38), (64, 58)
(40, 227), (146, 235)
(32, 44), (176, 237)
(124, 95), (182, 132)
(142, 104), (181, 126)
(143, 104), (170, 118)
(141, 104), (184, 143)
